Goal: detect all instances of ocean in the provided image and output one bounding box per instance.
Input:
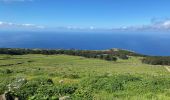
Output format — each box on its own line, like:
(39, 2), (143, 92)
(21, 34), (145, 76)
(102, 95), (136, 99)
(0, 31), (170, 56)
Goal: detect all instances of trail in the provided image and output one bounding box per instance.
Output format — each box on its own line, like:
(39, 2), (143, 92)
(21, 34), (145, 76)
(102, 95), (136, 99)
(164, 66), (170, 72)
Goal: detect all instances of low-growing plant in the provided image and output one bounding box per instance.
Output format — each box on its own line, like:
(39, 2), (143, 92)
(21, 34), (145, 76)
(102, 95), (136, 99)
(62, 73), (80, 79)
(73, 87), (93, 100)
(4, 69), (13, 74)
(80, 74), (141, 93)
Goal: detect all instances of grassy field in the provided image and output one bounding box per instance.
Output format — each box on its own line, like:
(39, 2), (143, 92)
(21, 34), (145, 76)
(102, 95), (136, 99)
(0, 54), (170, 100)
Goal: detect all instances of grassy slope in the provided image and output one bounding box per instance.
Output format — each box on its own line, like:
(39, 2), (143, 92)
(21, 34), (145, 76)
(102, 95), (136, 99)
(0, 54), (170, 100)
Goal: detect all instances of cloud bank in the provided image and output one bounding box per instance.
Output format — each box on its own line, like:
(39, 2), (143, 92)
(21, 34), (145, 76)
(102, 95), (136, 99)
(0, 21), (45, 31)
(0, 0), (33, 2)
(120, 19), (170, 31)
(1, 19), (170, 32)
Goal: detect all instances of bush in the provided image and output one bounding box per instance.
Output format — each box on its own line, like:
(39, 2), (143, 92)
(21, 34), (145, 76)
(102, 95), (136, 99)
(80, 74), (141, 93)
(142, 56), (170, 65)
(73, 87), (93, 100)
(13, 77), (77, 99)
(62, 73), (80, 79)
(4, 69), (13, 74)
(119, 55), (129, 60)
(0, 77), (15, 94)
(105, 56), (117, 61)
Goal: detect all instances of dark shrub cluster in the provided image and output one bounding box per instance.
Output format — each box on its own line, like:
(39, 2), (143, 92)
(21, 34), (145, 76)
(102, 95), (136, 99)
(62, 73), (80, 79)
(0, 48), (144, 61)
(4, 69), (13, 74)
(142, 56), (170, 65)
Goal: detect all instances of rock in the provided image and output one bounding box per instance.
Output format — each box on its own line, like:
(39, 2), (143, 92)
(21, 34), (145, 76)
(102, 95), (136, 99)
(59, 96), (70, 100)
(0, 92), (19, 100)
(14, 97), (19, 100)
(59, 80), (64, 84)
(0, 94), (6, 100)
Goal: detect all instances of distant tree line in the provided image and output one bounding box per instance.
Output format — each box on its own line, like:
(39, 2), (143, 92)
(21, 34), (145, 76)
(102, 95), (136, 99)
(142, 56), (170, 65)
(0, 48), (144, 61)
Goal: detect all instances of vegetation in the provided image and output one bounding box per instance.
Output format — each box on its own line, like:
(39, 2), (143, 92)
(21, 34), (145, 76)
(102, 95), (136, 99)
(0, 49), (170, 100)
(142, 56), (170, 65)
(0, 48), (144, 61)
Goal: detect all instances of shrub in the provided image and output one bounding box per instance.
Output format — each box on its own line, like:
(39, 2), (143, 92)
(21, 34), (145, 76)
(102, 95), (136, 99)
(59, 85), (77, 95)
(142, 56), (170, 65)
(13, 77), (77, 99)
(80, 74), (141, 93)
(73, 87), (93, 100)
(0, 77), (14, 94)
(4, 69), (13, 74)
(119, 55), (129, 60)
(62, 73), (80, 79)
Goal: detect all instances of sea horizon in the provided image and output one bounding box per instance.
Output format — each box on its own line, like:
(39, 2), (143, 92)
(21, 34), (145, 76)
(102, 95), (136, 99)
(0, 31), (170, 56)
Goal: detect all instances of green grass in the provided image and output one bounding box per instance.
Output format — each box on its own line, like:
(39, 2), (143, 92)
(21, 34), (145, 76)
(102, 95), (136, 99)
(0, 54), (170, 100)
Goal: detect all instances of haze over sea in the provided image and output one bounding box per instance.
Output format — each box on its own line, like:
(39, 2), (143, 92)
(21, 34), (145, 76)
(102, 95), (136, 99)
(0, 32), (169, 56)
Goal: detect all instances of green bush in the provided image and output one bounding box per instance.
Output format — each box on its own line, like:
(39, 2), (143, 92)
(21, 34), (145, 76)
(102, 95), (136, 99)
(118, 54), (129, 59)
(142, 56), (170, 65)
(80, 74), (141, 93)
(62, 73), (80, 79)
(0, 77), (15, 94)
(4, 69), (13, 74)
(12, 77), (77, 99)
(73, 87), (93, 100)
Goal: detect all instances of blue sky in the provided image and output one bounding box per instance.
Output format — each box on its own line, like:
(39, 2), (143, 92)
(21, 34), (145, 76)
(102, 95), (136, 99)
(0, 0), (170, 31)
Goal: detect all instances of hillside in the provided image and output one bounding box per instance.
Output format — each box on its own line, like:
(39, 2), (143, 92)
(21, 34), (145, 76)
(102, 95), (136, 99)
(0, 53), (170, 100)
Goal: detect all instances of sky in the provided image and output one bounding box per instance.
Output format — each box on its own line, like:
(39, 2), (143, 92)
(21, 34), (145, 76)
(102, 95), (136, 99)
(0, 0), (170, 32)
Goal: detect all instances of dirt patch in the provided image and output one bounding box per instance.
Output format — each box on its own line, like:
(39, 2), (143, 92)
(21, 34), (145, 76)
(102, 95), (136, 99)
(164, 66), (170, 72)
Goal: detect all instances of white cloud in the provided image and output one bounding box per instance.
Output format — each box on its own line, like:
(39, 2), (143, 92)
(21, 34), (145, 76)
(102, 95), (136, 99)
(22, 24), (34, 26)
(1, 19), (170, 32)
(148, 19), (170, 30)
(118, 19), (170, 31)
(0, 0), (34, 3)
(0, 22), (4, 25)
(156, 20), (170, 29)
(90, 26), (95, 30)
(0, 21), (46, 31)
(0, 0), (33, 2)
